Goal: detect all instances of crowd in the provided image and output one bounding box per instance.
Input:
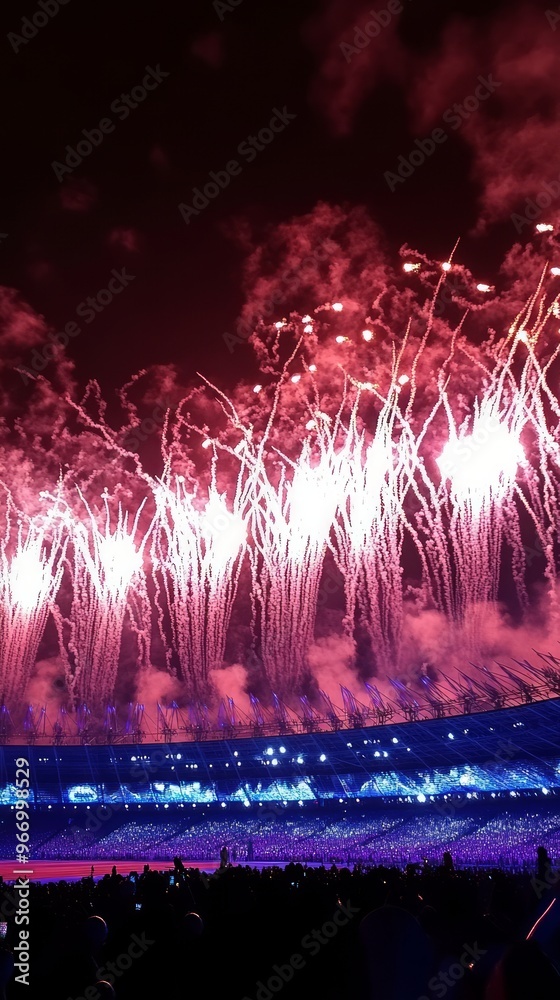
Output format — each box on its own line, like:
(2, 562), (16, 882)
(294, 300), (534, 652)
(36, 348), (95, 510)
(2, 856), (559, 999)
(29, 800), (560, 869)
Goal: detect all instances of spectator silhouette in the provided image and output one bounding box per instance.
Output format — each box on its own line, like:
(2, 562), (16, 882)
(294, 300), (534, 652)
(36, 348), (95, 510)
(0, 950), (13, 1000)
(536, 845), (553, 883)
(485, 939), (560, 999)
(359, 905), (435, 999)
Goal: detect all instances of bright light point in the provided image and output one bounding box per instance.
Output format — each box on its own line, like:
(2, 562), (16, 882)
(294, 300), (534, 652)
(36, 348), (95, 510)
(201, 439), (212, 449)
(441, 262), (452, 272)
(279, 746), (286, 753)
(305, 420), (316, 430)
(253, 384), (262, 393)
(516, 330), (528, 343)
(274, 321), (286, 329)
(542, 787), (549, 795)
(403, 262), (420, 272)
(362, 329), (373, 342)
(551, 267), (560, 276)
(308, 364), (317, 372)
(335, 335), (347, 344)
(417, 794), (426, 803)
(536, 223), (553, 232)
(476, 283), (491, 292)
(8, 545), (51, 614)
(266, 748), (273, 756)
(332, 302), (343, 312)
(437, 413), (524, 504)
(398, 374), (409, 386)
(291, 374), (301, 383)
(319, 754), (326, 762)
(302, 315), (312, 323)
(296, 756), (303, 764)
(303, 324), (313, 333)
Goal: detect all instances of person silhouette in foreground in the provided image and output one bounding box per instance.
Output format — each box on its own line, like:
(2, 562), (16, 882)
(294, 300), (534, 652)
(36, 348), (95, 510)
(536, 845), (553, 883)
(442, 851), (455, 873)
(485, 939), (560, 999)
(220, 844), (229, 869)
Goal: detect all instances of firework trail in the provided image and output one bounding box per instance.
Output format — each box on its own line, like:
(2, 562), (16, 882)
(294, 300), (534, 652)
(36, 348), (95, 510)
(248, 413), (348, 694)
(151, 460), (249, 701)
(63, 491), (149, 707)
(328, 384), (415, 669)
(514, 289), (560, 618)
(3, 227), (560, 716)
(0, 497), (66, 703)
(428, 337), (530, 645)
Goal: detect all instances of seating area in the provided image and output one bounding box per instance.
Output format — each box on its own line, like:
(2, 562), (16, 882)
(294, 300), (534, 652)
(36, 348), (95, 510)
(23, 797), (560, 868)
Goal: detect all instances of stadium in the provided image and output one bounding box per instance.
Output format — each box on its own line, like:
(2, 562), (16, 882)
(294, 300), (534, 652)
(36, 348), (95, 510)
(8, 3), (560, 995)
(1, 664), (560, 877)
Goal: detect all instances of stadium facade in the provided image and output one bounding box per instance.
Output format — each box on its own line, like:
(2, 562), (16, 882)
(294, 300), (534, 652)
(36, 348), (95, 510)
(1, 697), (559, 808)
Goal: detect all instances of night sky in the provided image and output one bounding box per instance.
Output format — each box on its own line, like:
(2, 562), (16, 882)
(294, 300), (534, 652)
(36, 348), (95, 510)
(1, 0), (552, 397)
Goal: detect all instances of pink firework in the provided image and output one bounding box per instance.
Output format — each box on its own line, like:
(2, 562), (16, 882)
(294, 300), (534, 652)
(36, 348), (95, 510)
(151, 461), (249, 700)
(329, 386), (417, 670)
(0, 497), (66, 703)
(63, 491), (149, 707)
(429, 339), (529, 645)
(248, 422), (348, 693)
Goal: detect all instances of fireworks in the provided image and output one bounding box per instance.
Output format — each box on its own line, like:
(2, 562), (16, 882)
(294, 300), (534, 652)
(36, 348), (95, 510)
(63, 492), (148, 708)
(329, 389), (411, 669)
(0, 499), (65, 703)
(248, 423), (348, 691)
(151, 466), (249, 700)
(2, 240), (560, 715)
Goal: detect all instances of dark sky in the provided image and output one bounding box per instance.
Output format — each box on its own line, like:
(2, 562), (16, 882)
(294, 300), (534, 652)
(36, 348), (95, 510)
(0, 0), (554, 394)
